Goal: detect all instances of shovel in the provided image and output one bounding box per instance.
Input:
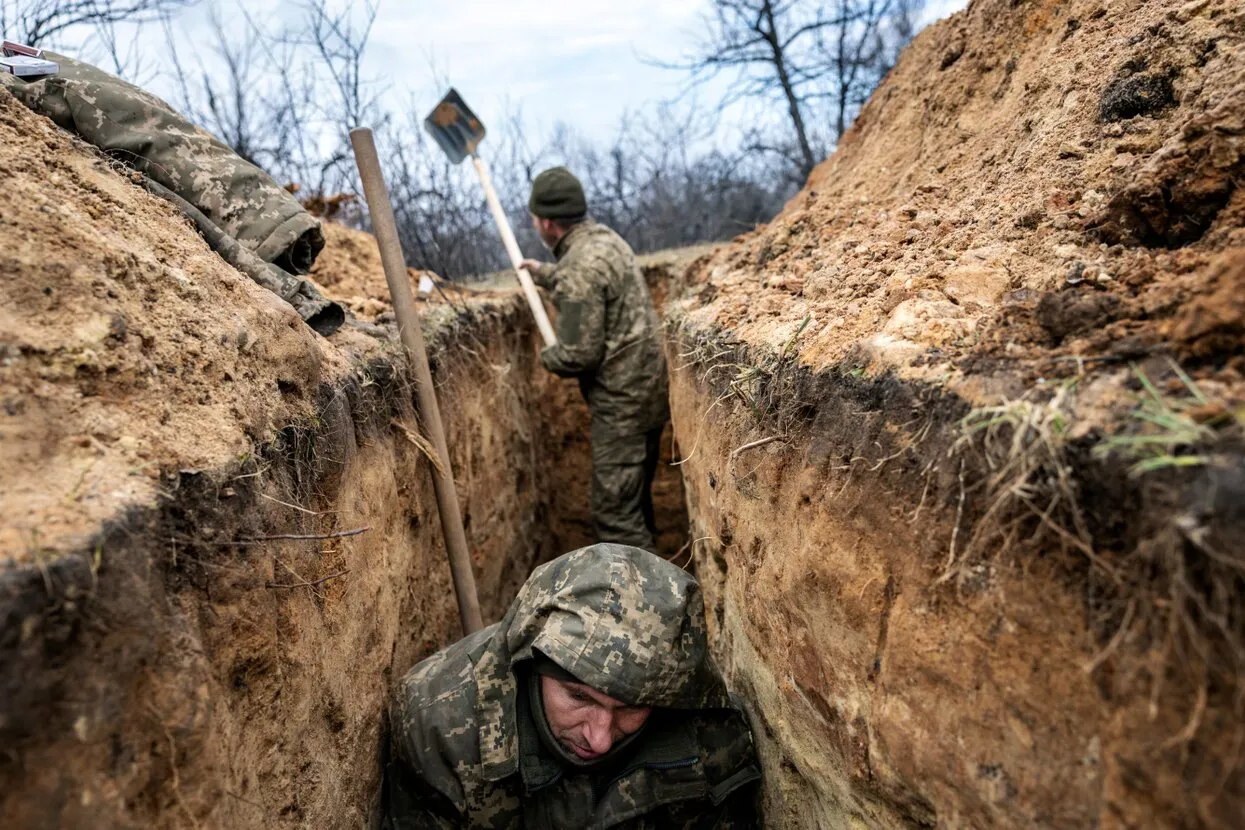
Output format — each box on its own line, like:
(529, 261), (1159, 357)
(424, 89), (557, 347)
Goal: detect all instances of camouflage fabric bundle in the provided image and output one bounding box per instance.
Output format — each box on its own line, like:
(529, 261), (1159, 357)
(0, 52), (342, 334)
(137, 177), (344, 336)
(386, 544), (761, 828)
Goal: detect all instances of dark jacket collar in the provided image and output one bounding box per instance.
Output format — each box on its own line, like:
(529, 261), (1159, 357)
(517, 702), (704, 797)
(553, 219), (595, 260)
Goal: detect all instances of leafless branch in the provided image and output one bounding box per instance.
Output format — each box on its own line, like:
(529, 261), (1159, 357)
(649, 0), (924, 177)
(2, 0), (196, 49)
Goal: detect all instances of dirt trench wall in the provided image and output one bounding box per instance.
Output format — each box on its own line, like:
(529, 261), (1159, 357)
(662, 0), (1245, 825)
(0, 79), (698, 828)
(668, 355), (1095, 828)
(667, 335), (1242, 829)
(1, 303), (577, 828)
(0, 86), (615, 828)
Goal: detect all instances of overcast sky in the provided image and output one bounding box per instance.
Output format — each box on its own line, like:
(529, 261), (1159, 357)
(73, 0), (968, 145)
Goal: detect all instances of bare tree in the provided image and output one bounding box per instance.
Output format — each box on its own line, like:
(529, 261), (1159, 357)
(295, 0), (381, 132)
(158, 0), (379, 199)
(93, 0), (790, 280)
(660, 0), (923, 179)
(87, 11), (154, 79)
(174, 10), (279, 168)
(1, 0), (195, 49)
(494, 105), (787, 271)
(286, 0), (383, 197)
(671, 0), (835, 177)
(160, 8), (307, 186)
(372, 101), (538, 279)
(817, 0), (922, 139)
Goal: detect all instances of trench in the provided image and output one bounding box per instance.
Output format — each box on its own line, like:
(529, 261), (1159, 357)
(4, 219), (1241, 829)
(0, 262), (689, 829)
(7, 0), (1245, 814)
(0, 89), (700, 826)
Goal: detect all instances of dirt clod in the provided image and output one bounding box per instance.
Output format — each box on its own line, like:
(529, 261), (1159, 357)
(1099, 72), (1177, 122)
(1035, 288), (1122, 344)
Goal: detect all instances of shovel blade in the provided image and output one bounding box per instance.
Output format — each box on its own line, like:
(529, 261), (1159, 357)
(424, 88), (486, 165)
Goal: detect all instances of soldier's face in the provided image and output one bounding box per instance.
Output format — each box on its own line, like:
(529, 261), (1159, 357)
(531, 215), (562, 250)
(540, 676), (652, 760)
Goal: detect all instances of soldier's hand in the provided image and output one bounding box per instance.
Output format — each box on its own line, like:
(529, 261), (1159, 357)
(518, 258), (545, 275)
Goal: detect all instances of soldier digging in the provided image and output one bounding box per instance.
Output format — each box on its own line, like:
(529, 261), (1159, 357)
(519, 170), (669, 553)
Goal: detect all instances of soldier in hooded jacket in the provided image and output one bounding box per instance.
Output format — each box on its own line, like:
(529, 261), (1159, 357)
(519, 169), (669, 553)
(384, 543), (761, 829)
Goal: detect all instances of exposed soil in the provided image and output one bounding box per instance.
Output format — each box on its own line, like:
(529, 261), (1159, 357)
(666, 0), (1244, 827)
(0, 87), (685, 827)
(309, 222), (452, 322)
(0, 91), (350, 563)
(682, 0), (1244, 391)
(5, 0), (1243, 827)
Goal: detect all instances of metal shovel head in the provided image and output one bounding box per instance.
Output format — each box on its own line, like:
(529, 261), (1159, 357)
(424, 88), (486, 165)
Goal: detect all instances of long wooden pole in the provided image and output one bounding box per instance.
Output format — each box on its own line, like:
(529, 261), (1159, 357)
(471, 154), (558, 348)
(349, 128), (484, 635)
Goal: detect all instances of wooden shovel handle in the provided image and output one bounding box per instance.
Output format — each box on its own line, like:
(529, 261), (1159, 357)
(471, 155), (558, 348)
(350, 128), (485, 635)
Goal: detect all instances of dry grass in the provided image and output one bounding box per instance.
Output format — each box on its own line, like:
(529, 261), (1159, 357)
(1094, 361), (1242, 474)
(950, 362), (1245, 774)
(942, 379), (1119, 586)
(672, 315), (814, 436)
(670, 303), (1245, 807)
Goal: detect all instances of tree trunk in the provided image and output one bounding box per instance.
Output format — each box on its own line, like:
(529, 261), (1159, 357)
(761, 0), (817, 178)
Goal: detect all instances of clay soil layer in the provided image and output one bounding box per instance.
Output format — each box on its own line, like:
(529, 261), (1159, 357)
(667, 0), (1243, 827)
(0, 90), (686, 826)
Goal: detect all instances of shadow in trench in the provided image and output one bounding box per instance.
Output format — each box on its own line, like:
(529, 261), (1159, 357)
(537, 375), (689, 565)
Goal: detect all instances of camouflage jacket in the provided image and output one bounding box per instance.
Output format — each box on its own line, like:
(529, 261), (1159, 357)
(532, 222), (669, 444)
(0, 52), (346, 332)
(0, 51), (322, 274)
(387, 544), (761, 829)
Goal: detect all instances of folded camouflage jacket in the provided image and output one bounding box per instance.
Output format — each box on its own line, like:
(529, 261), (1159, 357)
(1, 52), (342, 334)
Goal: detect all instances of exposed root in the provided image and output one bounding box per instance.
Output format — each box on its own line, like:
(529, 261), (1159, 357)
(150, 706), (200, 830)
(728, 436), (782, 471)
(908, 459), (937, 524)
(266, 569), (350, 590)
(944, 381), (1095, 584)
(941, 459), (967, 580)
(1083, 598), (1137, 676)
(1160, 675), (1208, 751)
(234, 526), (370, 544)
(393, 419), (448, 477)
(671, 535), (715, 570)
(258, 492), (335, 516)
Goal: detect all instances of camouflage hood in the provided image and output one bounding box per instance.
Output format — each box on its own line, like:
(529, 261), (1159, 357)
(472, 544), (732, 780)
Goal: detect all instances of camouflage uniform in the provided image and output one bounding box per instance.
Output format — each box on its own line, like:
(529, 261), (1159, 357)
(531, 222), (669, 552)
(385, 544), (761, 829)
(0, 52), (341, 332)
